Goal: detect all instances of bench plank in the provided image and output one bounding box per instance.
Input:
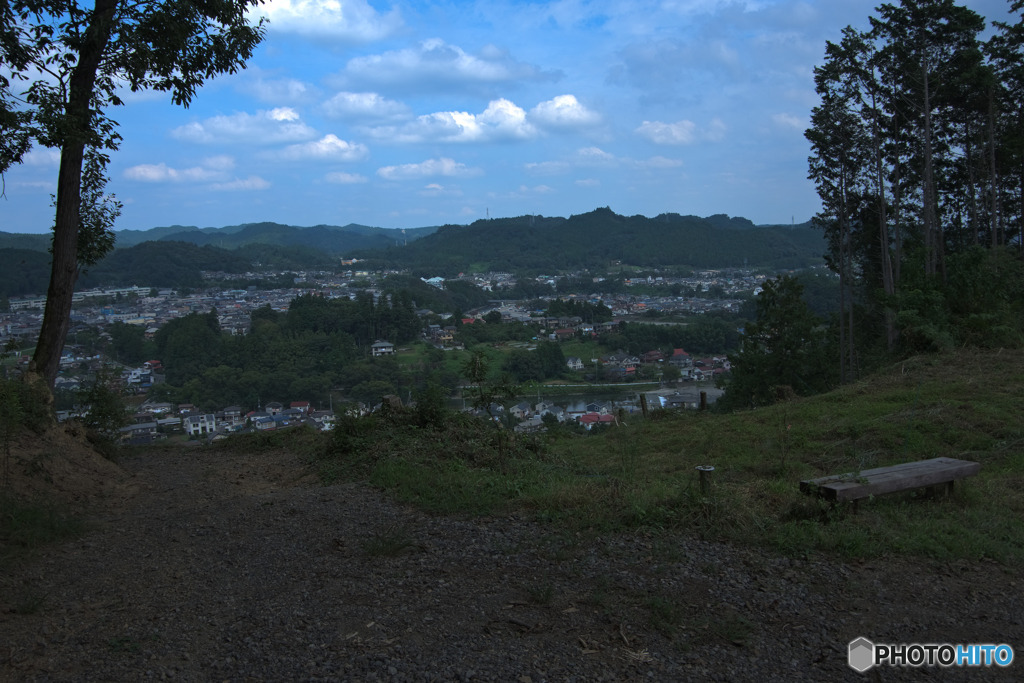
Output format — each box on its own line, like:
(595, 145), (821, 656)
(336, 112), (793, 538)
(800, 457), (980, 503)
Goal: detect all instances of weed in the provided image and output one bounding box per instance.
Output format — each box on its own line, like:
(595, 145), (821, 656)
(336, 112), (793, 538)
(359, 523), (415, 557)
(646, 595), (684, 638)
(693, 609), (754, 646)
(585, 575), (614, 611)
(0, 494), (86, 562)
(11, 589), (47, 615)
(525, 581), (554, 606)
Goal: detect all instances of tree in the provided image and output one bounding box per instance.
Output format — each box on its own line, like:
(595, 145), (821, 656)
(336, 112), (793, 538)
(1, 0), (266, 390)
(721, 276), (834, 409)
(804, 0), (1018, 374)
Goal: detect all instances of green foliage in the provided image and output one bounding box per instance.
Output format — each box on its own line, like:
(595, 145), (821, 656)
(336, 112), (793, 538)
(77, 368), (129, 458)
(545, 298), (614, 323)
(106, 321), (150, 365)
(79, 241), (253, 289)
(721, 276), (835, 409)
(357, 209), (825, 274)
(0, 493), (86, 560)
(0, 248), (51, 298)
(412, 381), (451, 430)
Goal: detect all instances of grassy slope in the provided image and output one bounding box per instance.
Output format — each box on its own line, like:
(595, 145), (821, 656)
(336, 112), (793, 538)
(326, 348), (1023, 565)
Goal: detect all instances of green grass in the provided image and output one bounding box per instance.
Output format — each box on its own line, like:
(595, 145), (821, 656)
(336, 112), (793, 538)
(0, 493), (87, 564)
(230, 348), (1024, 565)
(359, 523), (416, 557)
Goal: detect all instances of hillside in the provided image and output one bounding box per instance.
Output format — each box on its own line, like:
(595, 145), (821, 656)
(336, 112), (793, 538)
(0, 348), (1019, 680)
(113, 222), (436, 251)
(1, 209), (824, 296)
(356, 208), (825, 274)
(0, 248), (52, 297)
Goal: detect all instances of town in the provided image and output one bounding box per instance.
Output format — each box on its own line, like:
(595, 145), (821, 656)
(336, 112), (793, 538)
(1, 265), (754, 441)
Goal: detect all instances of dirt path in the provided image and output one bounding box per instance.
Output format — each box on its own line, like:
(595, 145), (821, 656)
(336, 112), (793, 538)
(1, 444), (1020, 681)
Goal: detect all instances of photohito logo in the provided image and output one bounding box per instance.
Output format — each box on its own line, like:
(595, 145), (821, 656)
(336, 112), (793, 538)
(848, 638), (1014, 672)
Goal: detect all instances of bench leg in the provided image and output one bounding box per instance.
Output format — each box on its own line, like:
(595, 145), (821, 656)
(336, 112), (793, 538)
(947, 481), (955, 497)
(852, 499), (859, 515)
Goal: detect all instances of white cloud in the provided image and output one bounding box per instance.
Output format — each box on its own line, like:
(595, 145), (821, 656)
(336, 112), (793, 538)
(636, 119), (697, 145)
(363, 98), (537, 144)
(377, 157), (482, 180)
(705, 117), (727, 141)
(576, 178), (601, 187)
(124, 156), (269, 191)
(255, 0), (403, 42)
(23, 147), (61, 166)
(524, 160), (570, 176)
(418, 183), (463, 197)
(576, 146), (617, 166)
(279, 134), (368, 161)
(321, 91), (411, 121)
(772, 112), (805, 130)
(211, 176), (271, 191)
(637, 156), (684, 169)
(524, 147), (682, 177)
(325, 171), (368, 184)
(240, 71), (317, 104)
(338, 38), (555, 91)
(124, 156), (236, 183)
(172, 109), (317, 145)
(530, 95), (600, 129)
(636, 118), (728, 145)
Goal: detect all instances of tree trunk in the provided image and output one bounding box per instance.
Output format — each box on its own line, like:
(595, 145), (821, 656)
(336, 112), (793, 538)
(871, 85), (897, 350)
(987, 90), (1000, 250)
(922, 64), (940, 277)
(30, 0), (118, 390)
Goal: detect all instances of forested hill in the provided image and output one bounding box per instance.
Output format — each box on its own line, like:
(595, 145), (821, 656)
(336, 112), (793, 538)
(112, 222), (437, 251)
(354, 208), (823, 275)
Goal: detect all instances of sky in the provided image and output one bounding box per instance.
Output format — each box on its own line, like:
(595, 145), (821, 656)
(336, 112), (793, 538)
(1, 0), (1018, 234)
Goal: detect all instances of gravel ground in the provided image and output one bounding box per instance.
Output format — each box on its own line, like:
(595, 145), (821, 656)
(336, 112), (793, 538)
(1, 445), (1020, 681)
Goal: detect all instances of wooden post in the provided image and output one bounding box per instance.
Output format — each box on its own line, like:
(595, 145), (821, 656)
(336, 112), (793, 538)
(696, 465), (714, 495)
(639, 393), (648, 418)
(699, 391), (707, 411)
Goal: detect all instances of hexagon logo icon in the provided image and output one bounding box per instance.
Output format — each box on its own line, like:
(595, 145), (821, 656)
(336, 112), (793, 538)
(848, 637), (875, 672)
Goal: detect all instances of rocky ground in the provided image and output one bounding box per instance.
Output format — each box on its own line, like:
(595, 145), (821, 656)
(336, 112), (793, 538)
(0, 430), (1020, 681)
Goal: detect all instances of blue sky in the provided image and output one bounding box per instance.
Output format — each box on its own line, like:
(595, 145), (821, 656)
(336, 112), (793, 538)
(2, 0), (1017, 234)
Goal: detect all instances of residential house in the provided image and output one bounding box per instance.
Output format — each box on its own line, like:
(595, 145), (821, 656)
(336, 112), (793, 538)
(265, 402), (284, 415)
(371, 340), (395, 357)
(222, 406), (245, 426)
(566, 356), (584, 371)
(552, 328), (575, 341)
(603, 353), (639, 377)
(578, 412), (616, 429)
(641, 350), (665, 364)
(509, 402), (532, 420)
(185, 414), (217, 436)
(120, 422), (158, 444)
(669, 349), (692, 368)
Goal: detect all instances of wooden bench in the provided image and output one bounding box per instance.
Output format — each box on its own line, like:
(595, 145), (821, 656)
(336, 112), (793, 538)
(800, 457), (980, 512)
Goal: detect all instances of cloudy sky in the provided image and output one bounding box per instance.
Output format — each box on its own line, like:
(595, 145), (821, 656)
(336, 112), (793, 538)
(2, 0), (1016, 234)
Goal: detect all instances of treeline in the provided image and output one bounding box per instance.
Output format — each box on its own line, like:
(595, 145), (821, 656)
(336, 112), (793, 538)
(0, 248), (51, 297)
(806, 0), (1024, 377)
(143, 292), (428, 409)
(356, 208), (825, 275)
(78, 241), (253, 289)
(723, 0), (1024, 410)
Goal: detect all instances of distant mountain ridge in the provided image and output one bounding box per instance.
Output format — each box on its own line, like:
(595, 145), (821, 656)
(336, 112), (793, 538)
(112, 221), (437, 251)
(353, 208), (822, 274)
(0, 210), (823, 297)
